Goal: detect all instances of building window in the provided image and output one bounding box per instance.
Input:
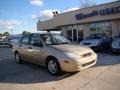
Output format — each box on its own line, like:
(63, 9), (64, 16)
(90, 22), (112, 37)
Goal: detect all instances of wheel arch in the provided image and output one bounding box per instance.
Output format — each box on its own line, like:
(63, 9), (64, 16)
(45, 55), (62, 75)
(45, 56), (59, 66)
(14, 50), (19, 55)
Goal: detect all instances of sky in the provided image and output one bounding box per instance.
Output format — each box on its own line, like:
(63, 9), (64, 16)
(0, 0), (117, 34)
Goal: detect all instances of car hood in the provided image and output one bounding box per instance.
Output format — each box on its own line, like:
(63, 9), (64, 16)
(114, 39), (120, 42)
(112, 39), (120, 43)
(81, 39), (100, 43)
(50, 44), (93, 55)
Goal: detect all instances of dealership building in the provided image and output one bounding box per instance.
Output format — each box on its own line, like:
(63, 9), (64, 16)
(37, 1), (120, 43)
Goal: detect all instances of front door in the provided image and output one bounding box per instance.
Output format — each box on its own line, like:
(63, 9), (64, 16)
(67, 25), (83, 43)
(67, 28), (78, 43)
(28, 34), (45, 65)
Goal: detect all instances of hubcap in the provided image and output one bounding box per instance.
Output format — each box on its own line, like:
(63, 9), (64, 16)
(48, 60), (57, 74)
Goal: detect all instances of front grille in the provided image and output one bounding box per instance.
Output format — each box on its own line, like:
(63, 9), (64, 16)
(82, 60), (95, 67)
(81, 52), (92, 57)
(83, 43), (91, 45)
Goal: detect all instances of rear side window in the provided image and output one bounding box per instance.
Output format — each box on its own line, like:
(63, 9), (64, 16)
(21, 35), (30, 45)
(30, 34), (42, 46)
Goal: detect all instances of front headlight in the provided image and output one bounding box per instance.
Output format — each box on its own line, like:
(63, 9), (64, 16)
(64, 52), (81, 59)
(91, 41), (99, 46)
(112, 42), (118, 47)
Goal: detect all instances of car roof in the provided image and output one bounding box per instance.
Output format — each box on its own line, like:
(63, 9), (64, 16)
(23, 33), (60, 36)
(21, 33), (60, 38)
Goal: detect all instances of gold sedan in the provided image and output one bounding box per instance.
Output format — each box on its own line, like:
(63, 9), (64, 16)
(13, 33), (97, 75)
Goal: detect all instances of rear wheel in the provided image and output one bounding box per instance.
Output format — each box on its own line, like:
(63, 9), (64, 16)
(15, 52), (23, 64)
(47, 57), (61, 75)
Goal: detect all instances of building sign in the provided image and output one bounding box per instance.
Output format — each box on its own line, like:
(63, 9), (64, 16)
(75, 6), (120, 20)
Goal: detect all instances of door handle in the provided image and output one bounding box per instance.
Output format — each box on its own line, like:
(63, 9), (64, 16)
(28, 47), (33, 52)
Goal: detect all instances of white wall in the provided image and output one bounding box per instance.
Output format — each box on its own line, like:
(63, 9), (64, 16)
(112, 20), (120, 37)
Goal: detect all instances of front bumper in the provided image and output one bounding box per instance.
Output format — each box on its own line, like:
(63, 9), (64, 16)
(111, 45), (120, 52)
(111, 48), (120, 52)
(90, 46), (100, 51)
(60, 53), (97, 72)
(82, 44), (99, 51)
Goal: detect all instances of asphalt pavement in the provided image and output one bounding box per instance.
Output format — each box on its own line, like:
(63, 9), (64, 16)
(0, 47), (120, 90)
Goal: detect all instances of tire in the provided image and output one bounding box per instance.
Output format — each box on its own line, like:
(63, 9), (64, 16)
(98, 45), (103, 52)
(15, 52), (23, 64)
(46, 57), (61, 75)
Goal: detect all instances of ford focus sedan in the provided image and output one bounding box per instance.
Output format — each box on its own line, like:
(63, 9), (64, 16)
(13, 33), (97, 75)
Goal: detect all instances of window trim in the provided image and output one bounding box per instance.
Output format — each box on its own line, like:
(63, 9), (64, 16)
(20, 34), (31, 45)
(29, 34), (43, 46)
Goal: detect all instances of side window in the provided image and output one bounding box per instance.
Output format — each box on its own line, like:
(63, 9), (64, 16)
(21, 35), (30, 45)
(30, 34), (42, 46)
(41, 34), (53, 45)
(45, 36), (52, 44)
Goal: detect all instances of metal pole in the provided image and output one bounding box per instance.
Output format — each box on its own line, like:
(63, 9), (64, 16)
(10, 29), (13, 35)
(72, 26), (73, 42)
(96, 24), (97, 34)
(77, 25), (78, 43)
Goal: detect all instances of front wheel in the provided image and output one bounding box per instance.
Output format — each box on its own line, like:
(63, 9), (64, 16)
(47, 58), (61, 75)
(15, 52), (23, 64)
(98, 44), (103, 52)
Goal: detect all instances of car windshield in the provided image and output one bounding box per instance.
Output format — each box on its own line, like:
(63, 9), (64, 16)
(86, 34), (103, 39)
(41, 34), (71, 45)
(10, 35), (22, 40)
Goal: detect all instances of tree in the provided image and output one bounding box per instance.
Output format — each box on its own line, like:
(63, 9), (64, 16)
(3, 32), (10, 38)
(79, 0), (96, 8)
(22, 31), (31, 35)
